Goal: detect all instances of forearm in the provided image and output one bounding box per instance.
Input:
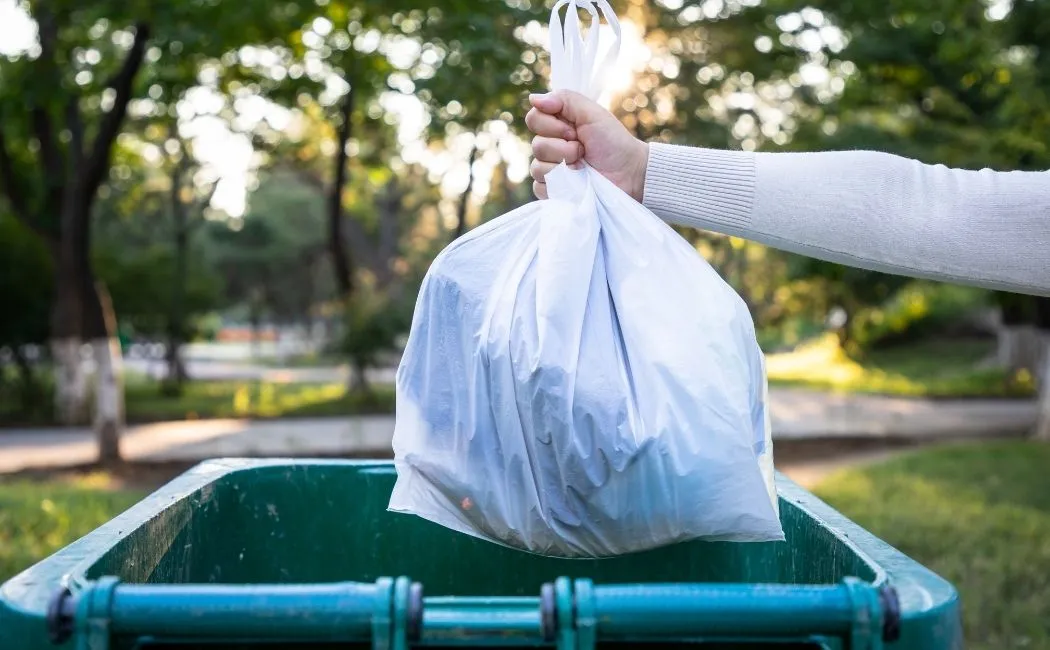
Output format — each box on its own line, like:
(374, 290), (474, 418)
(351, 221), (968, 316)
(642, 143), (1050, 297)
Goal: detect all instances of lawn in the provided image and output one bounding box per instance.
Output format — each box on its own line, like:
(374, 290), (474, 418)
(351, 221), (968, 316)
(815, 440), (1050, 650)
(0, 474), (143, 583)
(0, 374), (395, 426)
(766, 335), (1036, 398)
(123, 378), (394, 422)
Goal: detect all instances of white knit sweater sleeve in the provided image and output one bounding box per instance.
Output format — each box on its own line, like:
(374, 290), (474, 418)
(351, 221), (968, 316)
(641, 142), (1050, 297)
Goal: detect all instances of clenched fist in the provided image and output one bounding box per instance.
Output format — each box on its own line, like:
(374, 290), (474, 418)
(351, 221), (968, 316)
(525, 90), (649, 202)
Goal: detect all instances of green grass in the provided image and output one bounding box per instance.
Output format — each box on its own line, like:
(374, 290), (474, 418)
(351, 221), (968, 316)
(255, 354), (346, 369)
(816, 441), (1050, 650)
(0, 475), (143, 582)
(124, 379), (395, 422)
(767, 335), (1036, 398)
(0, 373), (395, 426)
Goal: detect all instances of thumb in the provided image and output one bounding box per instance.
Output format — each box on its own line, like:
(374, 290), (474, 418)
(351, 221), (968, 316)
(529, 90), (606, 127)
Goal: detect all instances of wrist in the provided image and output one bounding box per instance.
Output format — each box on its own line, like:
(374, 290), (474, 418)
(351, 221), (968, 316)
(631, 140), (649, 202)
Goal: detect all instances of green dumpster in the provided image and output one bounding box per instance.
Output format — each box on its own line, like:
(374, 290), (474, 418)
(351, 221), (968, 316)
(0, 458), (961, 649)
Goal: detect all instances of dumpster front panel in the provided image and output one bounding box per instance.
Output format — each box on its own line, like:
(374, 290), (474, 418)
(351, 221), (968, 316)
(0, 458), (961, 650)
(80, 462), (879, 592)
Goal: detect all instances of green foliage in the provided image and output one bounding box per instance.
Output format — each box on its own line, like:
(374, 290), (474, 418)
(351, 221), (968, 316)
(93, 245), (222, 339)
(414, 0), (533, 135)
(0, 478), (142, 582)
(849, 281), (991, 350)
(0, 213), (54, 421)
(816, 441), (1050, 650)
(340, 280), (412, 387)
(0, 213), (52, 347)
(204, 171), (333, 323)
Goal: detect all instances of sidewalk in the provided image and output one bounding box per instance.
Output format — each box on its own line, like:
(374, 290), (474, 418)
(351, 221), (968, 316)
(0, 389), (1039, 474)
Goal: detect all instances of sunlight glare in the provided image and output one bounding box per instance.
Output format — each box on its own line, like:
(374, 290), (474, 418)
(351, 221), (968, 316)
(597, 19), (650, 109)
(0, 0), (35, 57)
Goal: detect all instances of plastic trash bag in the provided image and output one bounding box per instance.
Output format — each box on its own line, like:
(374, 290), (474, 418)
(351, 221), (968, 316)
(388, 0), (783, 557)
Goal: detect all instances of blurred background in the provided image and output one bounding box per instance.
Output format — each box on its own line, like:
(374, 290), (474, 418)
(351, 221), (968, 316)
(0, 0), (1049, 647)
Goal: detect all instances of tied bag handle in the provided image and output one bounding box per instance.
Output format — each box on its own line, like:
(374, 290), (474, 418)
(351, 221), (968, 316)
(548, 0), (623, 101)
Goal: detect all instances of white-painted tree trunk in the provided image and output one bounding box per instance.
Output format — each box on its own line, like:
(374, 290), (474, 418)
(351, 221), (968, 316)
(50, 338), (88, 425)
(1036, 332), (1050, 385)
(997, 325), (1041, 373)
(1035, 345), (1050, 441)
(91, 337), (124, 463)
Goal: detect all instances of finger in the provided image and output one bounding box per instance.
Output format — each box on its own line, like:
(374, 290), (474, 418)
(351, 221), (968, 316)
(532, 136), (583, 165)
(550, 90), (607, 126)
(525, 108), (577, 140)
(529, 92), (565, 115)
(530, 158), (559, 183)
(533, 180), (548, 200)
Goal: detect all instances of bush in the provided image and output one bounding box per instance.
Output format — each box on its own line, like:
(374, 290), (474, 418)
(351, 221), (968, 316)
(848, 281), (991, 352)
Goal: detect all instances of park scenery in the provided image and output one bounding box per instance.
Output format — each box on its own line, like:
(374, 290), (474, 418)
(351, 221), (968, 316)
(1, 0), (1049, 648)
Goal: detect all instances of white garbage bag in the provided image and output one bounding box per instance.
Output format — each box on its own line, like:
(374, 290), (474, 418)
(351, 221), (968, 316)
(388, 0), (783, 557)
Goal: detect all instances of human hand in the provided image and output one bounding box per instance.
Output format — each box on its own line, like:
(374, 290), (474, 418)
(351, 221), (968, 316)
(526, 90), (649, 202)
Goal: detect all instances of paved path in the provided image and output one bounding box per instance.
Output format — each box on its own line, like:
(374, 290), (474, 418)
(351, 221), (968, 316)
(0, 390), (1038, 474)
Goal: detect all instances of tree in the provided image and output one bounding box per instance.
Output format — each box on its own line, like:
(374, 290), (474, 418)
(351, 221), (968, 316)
(413, 0), (532, 238)
(0, 4), (151, 433)
(162, 138), (219, 393)
(274, 0), (409, 299)
(0, 0), (313, 460)
(205, 171), (334, 335)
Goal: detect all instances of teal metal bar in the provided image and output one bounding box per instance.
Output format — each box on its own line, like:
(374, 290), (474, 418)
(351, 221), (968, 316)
(108, 582), (379, 639)
(421, 596), (544, 647)
(60, 575), (893, 650)
(556, 577), (889, 650)
(592, 582), (856, 638)
(65, 577), (421, 650)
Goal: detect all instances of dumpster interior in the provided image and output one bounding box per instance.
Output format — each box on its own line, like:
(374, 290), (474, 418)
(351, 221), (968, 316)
(84, 463), (878, 594)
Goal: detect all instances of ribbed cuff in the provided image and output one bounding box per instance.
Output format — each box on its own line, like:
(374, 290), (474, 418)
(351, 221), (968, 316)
(642, 142), (757, 233)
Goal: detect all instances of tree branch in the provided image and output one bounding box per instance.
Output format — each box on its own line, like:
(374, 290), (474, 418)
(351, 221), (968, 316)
(27, 6), (66, 218)
(80, 22), (151, 205)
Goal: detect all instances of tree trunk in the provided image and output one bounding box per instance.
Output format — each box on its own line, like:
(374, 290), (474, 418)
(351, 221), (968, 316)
(453, 143), (478, 239)
(997, 324), (1041, 375)
(165, 163), (190, 394)
(50, 205), (88, 425)
(349, 360), (370, 395)
(249, 292), (263, 361)
(1035, 346), (1050, 441)
(83, 279), (123, 464)
(1035, 298), (1050, 385)
(328, 87), (355, 298)
(49, 338), (87, 424)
